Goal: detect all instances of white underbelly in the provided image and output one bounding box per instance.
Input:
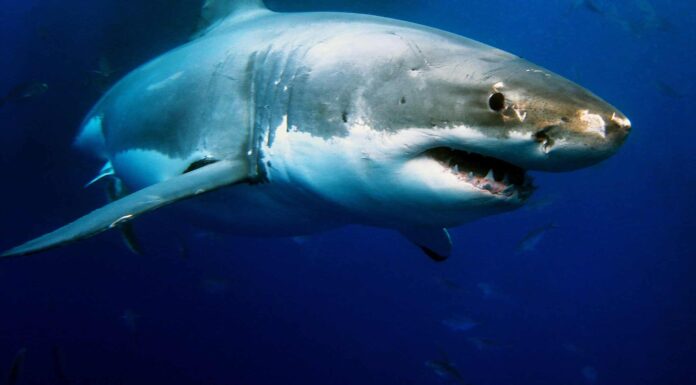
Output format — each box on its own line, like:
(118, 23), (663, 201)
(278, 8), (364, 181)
(109, 147), (349, 236)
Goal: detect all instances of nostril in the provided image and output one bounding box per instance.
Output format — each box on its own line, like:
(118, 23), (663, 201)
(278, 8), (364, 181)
(534, 130), (549, 143)
(534, 126), (556, 153)
(535, 125), (556, 139)
(610, 113), (631, 132)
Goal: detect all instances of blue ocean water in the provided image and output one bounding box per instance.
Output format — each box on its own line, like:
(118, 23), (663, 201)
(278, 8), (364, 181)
(0, 0), (693, 384)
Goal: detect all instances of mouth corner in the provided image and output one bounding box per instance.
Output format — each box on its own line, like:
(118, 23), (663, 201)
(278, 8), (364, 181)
(423, 147), (535, 201)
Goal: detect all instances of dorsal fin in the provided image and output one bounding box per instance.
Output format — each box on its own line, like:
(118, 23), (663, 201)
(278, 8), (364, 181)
(198, 0), (270, 35)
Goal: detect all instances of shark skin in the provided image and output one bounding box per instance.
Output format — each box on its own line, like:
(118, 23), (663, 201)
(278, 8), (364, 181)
(2, 0), (630, 260)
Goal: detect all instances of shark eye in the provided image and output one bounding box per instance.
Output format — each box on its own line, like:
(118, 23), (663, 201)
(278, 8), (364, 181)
(488, 92), (506, 112)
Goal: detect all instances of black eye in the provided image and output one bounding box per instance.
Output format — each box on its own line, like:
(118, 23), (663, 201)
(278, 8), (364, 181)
(488, 92), (506, 111)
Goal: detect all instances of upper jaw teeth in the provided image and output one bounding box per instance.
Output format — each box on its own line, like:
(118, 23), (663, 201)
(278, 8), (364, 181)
(450, 166), (498, 182)
(427, 147), (530, 197)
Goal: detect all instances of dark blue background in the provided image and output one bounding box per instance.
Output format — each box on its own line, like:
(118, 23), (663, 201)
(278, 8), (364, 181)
(1, 0), (694, 384)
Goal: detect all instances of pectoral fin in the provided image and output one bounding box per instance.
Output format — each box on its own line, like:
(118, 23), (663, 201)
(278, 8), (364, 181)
(2, 160), (249, 258)
(400, 227), (452, 262)
(84, 162), (114, 188)
(106, 178), (144, 255)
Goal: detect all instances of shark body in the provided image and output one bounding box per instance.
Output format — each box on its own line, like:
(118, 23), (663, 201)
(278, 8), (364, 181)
(3, 0), (630, 260)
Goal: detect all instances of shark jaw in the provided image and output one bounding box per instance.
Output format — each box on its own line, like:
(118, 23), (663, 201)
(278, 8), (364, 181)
(262, 119), (540, 229)
(422, 147), (535, 201)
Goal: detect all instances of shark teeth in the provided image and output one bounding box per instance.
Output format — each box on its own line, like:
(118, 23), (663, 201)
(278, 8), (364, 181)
(425, 147), (533, 199)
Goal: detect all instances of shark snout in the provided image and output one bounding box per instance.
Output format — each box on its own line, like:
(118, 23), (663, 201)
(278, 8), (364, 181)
(530, 108), (631, 172)
(577, 108), (631, 152)
(607, 110), (632, 137)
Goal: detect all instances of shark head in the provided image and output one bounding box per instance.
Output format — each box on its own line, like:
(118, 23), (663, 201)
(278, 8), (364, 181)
(270, 22), (630, 228)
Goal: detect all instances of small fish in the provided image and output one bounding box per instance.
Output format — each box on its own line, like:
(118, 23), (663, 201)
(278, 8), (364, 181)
(6, 347), (27, 385)
(467, 336), (504, 350)
(51, 346), (70, 385)
(624, 15), (673, 36)
(291, 236), (310, 245)
(1, 81), (48, 107)
(574, 0), (604, 14)
(582, 366), (598, 384)
(87, 56), (118, 93)
(120, 309), (140, 332)
(425, 357), (468, 385)
(523, 195), (556, 211)
(437, 277), (462, 290)
(92, 56), (116, 78)
(562, 342), (584, 355)
(442, 315), (478, 332)
(610, 0), (673, 37)
(636, 0), (672, 32)
(655, 80), (685, 99)
(477, 282), (495, 298)
(201, 277), (230, 294)
(516, 223), (558, 253)
(176, 237), (190, 259)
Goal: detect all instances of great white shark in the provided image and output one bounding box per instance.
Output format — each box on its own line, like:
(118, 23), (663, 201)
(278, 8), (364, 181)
(2, 0), (631, 260)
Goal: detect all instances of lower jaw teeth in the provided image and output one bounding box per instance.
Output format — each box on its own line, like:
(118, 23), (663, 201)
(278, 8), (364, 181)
(448, 167), (521, 196)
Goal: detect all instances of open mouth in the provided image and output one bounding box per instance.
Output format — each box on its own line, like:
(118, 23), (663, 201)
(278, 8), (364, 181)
(424, 147), (534, 199)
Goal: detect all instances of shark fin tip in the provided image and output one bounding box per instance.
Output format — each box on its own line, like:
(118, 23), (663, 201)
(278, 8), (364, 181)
(420, 246), (449, 262)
